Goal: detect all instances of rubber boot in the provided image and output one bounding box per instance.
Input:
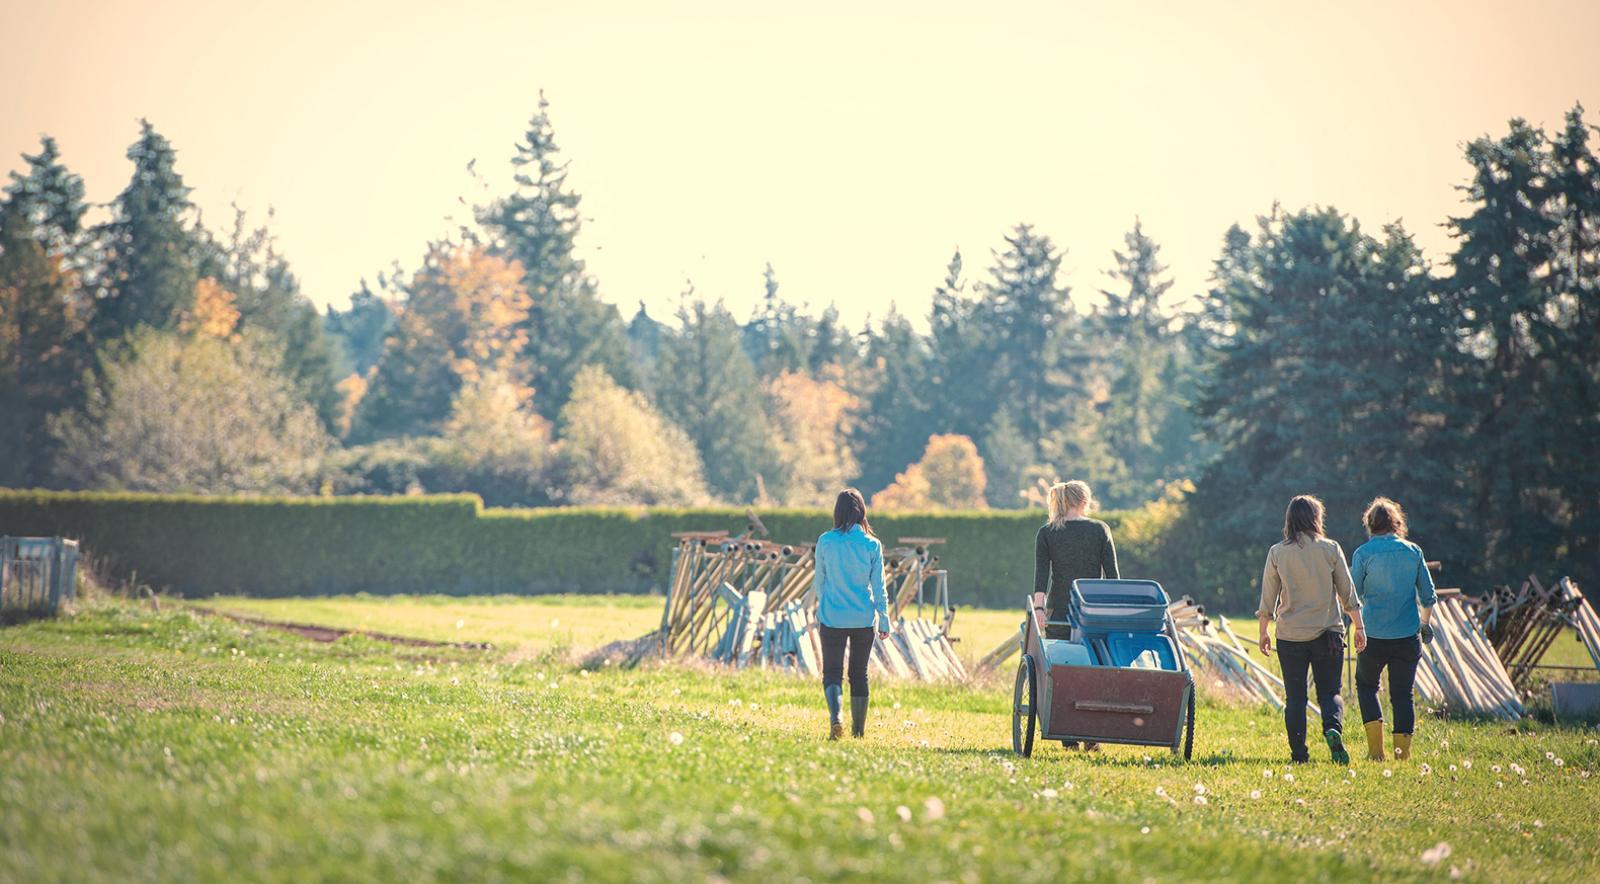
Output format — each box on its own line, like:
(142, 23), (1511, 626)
(1324, 728), (1350, 765)
(850, 695), (869, 738)
(825, 684), (843, 741)
(1364, 721), (1386, 761)
(1393, 732), (1412, 761)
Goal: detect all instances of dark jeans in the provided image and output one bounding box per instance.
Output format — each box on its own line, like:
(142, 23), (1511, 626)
(1278, 631), (1345, 761)
(1356, 634), (1423, 734)
(820, 625), (874, 697)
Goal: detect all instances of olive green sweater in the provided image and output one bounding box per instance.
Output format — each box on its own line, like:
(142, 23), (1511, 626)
(1034, 519), (1120, 615)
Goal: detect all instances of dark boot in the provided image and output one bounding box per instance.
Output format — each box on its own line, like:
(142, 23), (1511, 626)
(850, 695), (869, 738)
(825, 684), (843, 741)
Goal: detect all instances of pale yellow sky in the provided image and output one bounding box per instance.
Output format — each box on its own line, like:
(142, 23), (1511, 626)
(5, 1), (1598, 325)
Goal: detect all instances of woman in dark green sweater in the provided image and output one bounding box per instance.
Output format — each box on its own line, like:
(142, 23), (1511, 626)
(1033, 480), (1118, 750)
(1034, 480), (1120, 631)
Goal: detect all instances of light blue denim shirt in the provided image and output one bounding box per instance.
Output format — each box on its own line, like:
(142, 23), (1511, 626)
(812, 525), (890, 631)
(1350, 533), (1437, 639)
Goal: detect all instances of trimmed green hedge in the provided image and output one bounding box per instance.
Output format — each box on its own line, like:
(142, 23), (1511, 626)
(0, 490), (1167, 608)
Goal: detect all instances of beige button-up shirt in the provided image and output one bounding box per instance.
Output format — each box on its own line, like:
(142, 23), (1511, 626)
(1257, 536), (1360, 642)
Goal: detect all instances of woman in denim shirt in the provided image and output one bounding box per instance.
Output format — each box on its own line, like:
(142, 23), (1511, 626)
(1350, 497), (1437, 762)
(811, 489), (891, 741)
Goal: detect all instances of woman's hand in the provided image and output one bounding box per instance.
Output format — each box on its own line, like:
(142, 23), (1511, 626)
(1258, 631), (1273, 656)
(1352, 626), (1367, 653)
(877, 630), (889, 641)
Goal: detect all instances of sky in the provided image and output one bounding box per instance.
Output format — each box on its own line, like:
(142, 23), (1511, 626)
(4, 1), (1598, 327)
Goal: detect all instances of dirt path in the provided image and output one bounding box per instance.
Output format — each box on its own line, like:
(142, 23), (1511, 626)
(187, 606), (493, 650)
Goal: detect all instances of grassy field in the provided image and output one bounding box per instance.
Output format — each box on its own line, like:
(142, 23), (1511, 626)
(190, 594), (1031, 669)
(3, 598), (1598, 882)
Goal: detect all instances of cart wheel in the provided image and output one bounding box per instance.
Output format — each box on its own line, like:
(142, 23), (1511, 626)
(1178, 685), (1196, 761)
(1012, 655), (1037, 757)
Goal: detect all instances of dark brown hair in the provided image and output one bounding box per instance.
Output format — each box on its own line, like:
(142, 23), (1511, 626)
(833, 488), (874, 537)
(1282, 494), (1325, 545)
(1363, 497), (1408, 538)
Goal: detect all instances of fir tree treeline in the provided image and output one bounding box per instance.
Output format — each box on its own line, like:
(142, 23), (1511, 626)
(2, 100), (1596, 598)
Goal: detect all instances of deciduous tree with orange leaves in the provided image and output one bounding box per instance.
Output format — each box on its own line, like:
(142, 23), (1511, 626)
(871, 433), (987, 510)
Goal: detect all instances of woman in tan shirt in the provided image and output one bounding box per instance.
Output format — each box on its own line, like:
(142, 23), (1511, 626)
(1256, 495), (1367, 764)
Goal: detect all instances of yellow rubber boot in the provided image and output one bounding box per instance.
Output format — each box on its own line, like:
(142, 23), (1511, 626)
(1364, 721), (1386, 761)
(1393, 733), (1412, 761)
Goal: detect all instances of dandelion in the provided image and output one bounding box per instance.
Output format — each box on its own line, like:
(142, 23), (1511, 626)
(1448, 764), (1457, 772)
(1063, 781), (1075, 791)
(1420, 841), (1453, 865)
(668, 731), (685, 746)
(857, 807), (875, 824)
(1193, 795), (1209, 805)
(549, 617), (559, 628)
(1154, 786), (1168, 798)
(1545, 751), (1555, 760)
(1383, 769), (1393, 778)
(1348, 769), (1357, 778)
(1041, 788), (1059, 800)
(455, 619), (465, 629)
(923, 797), (946, 821)
(1534, 819), (1544, 828)
(1463, 760), (1472, 770)
(1263, 769), (1274, 779)
(1249, 789), (1262, 800)
(1554, 758), (1565, 768)
(1193, 783), (1207, 796)
(1282, 773), (1295, 783)
(451, 677), (460, 686)
(896, 805), (912, 822)
(1491, 765), (1502, 774)
(728, 699), (742, 707)
(1140, 826), (1151, 835)
(1295, 798), (1306, 806)
(1419, 763), (1432, 776)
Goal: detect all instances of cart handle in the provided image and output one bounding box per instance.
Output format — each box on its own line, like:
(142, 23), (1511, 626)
(1073, 701), (1155, 715)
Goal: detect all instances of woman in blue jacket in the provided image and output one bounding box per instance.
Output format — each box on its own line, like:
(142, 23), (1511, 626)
(1350, 497), (1437, 762)
(812, 488), (891, 741)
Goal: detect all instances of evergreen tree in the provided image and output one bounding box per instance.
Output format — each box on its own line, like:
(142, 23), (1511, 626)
(95, 121), (200, 340)
(325, 282), (395, 377)
(625, 301), (666, 383)
(927, 249), (987, 437)
(0, 210), (84, 486)
(3, 136), (88, 269)
(1446, 119), (1565, 583)
(742, 263), (811, 377)
(194, 207), (341, 427)
(654, 297), (775, 502)
(1547, 104), (1600, 582)
(1095, 220), (1196, 507)
(853, 304), (933, 495)
(477, 94), (633, 417)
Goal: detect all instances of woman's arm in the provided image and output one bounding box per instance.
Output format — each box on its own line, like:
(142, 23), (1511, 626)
(1102, 526), (1120, 579)
(869, 542), (890, 637)
(1332, 543), (1366, 652)
(1034, 528), (1050, 599)
(1257, 548), (1281, 655)
(1415, 548), (1438, 623)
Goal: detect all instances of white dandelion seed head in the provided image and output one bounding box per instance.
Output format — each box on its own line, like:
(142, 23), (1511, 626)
(1041, 788), (1059, 800)
(923, 797), (946, 821)
(1419, 763), (1432, 776)
(1263, 769), (1274, 779)
(668, 731), (685, 746)
(1140, 826), (1151, 835)
(896, 805), (912, 822)
(1193, 783), (1207, 795)
(1420, 841), (1453, 865)
(1193, 795), (1208, 805)
(856, 807), (874, 824)
(1250, 789), (1262, 799)
(1383, 769), (1393, 778)
(1283, 773), (1295, 783)
(1462, 760), (1472, 769)
(1554, 758), (1565, 767)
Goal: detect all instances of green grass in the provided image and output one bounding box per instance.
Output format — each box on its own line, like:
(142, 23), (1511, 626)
(3, 600), (1598, 882)
(192, 594), (1029, 669)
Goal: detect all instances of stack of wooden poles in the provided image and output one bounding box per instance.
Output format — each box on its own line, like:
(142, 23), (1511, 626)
(1558, 577), (1600, 671)
(1412, 590), (1524, 719)
(657, 530), (966, 682)
(1169, 603), (1317, 714)
(1476, 575), (1600, 688)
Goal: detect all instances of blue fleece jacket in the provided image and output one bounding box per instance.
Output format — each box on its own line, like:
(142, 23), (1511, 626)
(812, 525), (890, 631)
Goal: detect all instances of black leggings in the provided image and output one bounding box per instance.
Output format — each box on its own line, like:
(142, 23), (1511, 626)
(1356, 634), (1423, 734)
(820, 625), (874, 696)
(1277, 631), (1346, 761)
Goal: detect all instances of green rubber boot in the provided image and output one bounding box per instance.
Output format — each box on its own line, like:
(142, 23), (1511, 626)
(1325, 728), (1350, 765)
